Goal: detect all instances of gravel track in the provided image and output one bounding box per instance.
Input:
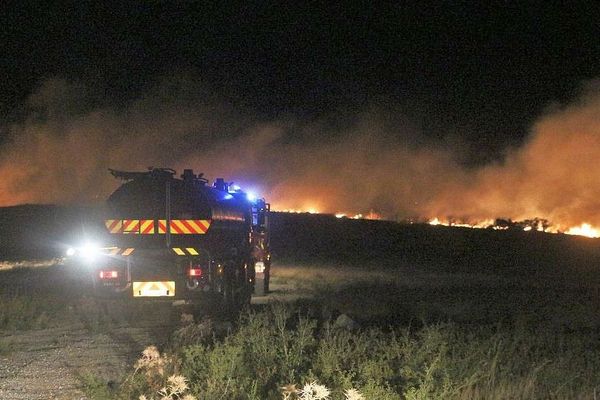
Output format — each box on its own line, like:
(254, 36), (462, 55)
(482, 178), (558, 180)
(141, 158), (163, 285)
(0, 308), (178, 399)
(0, 261), (295, 400)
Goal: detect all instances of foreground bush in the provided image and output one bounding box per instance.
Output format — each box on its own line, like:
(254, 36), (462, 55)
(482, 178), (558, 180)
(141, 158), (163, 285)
(112, 304), (600, 400)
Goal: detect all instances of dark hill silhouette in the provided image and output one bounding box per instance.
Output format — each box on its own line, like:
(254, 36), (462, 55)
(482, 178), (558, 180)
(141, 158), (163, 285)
(2, 206), (600, 279)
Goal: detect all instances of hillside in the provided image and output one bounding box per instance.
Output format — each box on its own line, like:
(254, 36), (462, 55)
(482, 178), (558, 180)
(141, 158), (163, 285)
(2, 205), (600, 279)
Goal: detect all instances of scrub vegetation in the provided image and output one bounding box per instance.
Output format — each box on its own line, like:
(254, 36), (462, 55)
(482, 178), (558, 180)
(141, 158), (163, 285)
(3, 261), (600, 399)
(87, 301), (600, 400)
(0, 265), (70, 331)
(76, 259), (600, 400)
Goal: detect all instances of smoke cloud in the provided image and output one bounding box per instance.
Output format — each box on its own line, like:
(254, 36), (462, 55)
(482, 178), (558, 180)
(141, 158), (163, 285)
(423, 80), (600, 229)
(1, 77), (599, 229)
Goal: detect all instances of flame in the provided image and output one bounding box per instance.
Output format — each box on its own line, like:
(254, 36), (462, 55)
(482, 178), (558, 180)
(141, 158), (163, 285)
(276, 202), (600, 239)
(429, 217), (442, 226)
(278, 208), (320, 214)
(564, 223), (600, 238)
(427, 218), (600, 239)
(274, 207), (381, 220)
(427, 218), (496, 229)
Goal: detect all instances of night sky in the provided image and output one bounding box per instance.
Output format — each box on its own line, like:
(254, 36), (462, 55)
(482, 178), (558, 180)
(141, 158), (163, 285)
(2, 1), (599, 165)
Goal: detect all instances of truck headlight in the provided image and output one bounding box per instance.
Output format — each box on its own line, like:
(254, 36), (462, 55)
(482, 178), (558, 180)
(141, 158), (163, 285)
(80, 242), (101, 261)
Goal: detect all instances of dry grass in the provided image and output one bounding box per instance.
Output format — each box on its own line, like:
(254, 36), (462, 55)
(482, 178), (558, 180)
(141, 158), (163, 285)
(270, 264), (600, 329)
(0, 259), (62, 271)
(3, 262), (600, 399)
(271, 264), (506, 289)
(86, 302), (600, 400)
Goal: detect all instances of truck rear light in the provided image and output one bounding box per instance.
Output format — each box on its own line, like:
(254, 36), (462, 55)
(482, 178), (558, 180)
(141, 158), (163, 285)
(99, 270), (118, 279)
(189, 268), (202, 277)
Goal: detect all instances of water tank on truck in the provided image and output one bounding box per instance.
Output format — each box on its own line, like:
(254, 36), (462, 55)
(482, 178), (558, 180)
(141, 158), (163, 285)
(68, 167), (271, 311)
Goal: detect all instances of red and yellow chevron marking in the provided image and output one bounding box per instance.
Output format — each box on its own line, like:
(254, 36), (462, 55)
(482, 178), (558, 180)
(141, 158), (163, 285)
(132, 281), (175, 297)
(139, 220), (155, 234)
(122, 247), (135, 256)
(105, 247), (135, 256)
(122, 219), (139, 234)
(105, 219), (123, 233)
(105, 220), (155, 234)
(158, 220), (211, 234)
(172, 247), (200, 256)
(105, 219), (209, 234)
(186, 247), (199, 255)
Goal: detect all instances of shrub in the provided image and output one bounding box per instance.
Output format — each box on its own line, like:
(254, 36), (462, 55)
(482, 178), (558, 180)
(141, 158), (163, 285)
(99, 304), (600, 400)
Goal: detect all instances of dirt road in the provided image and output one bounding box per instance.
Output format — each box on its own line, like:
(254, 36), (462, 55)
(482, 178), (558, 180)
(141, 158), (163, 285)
(0, 262), (297, 399)
(0, 309), (177, 399)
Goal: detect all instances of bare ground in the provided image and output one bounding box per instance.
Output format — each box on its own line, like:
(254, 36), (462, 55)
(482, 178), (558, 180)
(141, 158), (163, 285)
(0, 266), (297, 400)
(0, 313), (176, 399)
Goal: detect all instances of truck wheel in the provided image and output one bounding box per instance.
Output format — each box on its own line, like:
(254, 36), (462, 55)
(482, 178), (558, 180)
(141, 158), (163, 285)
(235, 264), (252, 309)
(221, 262), (243, 315)
(221, 276), (236, 313)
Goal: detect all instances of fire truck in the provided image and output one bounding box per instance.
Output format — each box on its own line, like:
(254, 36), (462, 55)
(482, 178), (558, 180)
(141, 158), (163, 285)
(67, 168), (271, 310)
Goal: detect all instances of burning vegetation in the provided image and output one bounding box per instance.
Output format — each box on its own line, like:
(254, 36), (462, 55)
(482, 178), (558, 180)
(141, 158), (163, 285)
(272, 206), (600, 238)
(1, 78), (600, 240)
(426, 217), (600, 238)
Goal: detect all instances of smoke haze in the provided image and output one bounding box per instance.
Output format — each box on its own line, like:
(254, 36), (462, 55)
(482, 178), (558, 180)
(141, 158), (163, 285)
(1, 78), (599, 228)
(424, 80), (600, 229)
